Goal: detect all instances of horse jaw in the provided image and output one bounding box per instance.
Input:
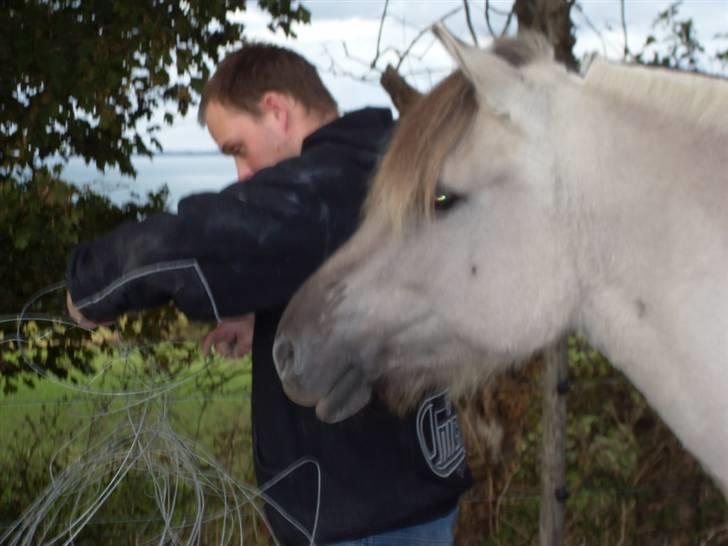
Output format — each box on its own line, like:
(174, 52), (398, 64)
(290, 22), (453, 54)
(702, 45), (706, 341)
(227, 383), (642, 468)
(275, 290), (511, 421)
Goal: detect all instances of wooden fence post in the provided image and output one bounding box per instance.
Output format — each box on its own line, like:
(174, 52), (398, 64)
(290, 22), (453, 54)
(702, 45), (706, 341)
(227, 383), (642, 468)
(540, 336), (569, 546)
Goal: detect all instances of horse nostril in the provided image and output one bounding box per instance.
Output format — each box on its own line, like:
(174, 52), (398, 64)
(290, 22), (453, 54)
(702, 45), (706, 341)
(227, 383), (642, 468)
(273, 336), (296, 379)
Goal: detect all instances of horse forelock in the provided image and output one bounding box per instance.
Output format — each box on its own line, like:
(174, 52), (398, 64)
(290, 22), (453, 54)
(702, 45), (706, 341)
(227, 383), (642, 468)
(365, 71), (477, 229)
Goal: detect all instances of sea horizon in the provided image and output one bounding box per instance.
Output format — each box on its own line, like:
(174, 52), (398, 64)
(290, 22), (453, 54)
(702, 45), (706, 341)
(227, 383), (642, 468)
(61, 151), (237, 212)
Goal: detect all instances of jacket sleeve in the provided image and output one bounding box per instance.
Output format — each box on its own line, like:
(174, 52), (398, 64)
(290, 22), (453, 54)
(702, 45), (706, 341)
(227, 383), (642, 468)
(66, 164), (336, 323)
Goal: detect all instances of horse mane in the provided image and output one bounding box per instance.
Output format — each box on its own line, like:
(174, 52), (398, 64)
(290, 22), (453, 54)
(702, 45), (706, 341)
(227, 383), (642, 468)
(584, 59), (728, 131)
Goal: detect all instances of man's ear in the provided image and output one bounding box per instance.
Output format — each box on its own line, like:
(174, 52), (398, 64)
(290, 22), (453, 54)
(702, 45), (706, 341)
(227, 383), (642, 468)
(259, 91), (292, 131)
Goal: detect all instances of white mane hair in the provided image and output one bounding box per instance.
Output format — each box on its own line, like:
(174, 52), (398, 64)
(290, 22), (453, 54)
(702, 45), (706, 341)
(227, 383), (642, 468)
(583, 58), (728, 132)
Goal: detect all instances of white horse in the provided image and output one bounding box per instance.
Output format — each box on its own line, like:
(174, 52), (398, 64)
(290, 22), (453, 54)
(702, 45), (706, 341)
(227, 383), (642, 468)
(274, 25), (728, 496)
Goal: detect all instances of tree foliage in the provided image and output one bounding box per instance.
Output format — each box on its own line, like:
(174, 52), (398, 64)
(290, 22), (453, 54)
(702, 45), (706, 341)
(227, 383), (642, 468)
(0, 0), (310, 387)
(0, 0), (310, 178)
(634, 1), (706, 71)
(0, 173), (170, 392)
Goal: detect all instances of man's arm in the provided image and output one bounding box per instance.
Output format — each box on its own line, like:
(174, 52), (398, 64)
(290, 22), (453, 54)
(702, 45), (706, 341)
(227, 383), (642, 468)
(66, 171), (330, 324)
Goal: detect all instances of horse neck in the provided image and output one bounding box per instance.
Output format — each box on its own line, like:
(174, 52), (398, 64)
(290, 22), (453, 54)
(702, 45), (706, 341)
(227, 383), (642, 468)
(559, 59), (728, 254)
(576, 61), (727, 186)
(563, 64), (728, 489)
(558, 58), (728, 349)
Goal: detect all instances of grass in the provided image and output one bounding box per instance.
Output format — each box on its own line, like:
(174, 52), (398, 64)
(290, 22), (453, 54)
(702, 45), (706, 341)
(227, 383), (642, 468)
(0, 348), (252, 437)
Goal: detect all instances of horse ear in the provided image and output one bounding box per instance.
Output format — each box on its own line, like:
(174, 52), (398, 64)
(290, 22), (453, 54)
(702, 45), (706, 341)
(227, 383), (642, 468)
(431, 23), (481, 80)
(432, 23), (526, 121)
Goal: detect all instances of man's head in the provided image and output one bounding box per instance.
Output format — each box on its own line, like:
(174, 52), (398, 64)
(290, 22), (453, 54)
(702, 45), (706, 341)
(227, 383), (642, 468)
(198, 43), (338, 180)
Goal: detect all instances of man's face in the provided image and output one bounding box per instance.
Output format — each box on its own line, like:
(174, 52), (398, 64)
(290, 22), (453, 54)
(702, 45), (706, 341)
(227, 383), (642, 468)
(205, 99), (298, 180)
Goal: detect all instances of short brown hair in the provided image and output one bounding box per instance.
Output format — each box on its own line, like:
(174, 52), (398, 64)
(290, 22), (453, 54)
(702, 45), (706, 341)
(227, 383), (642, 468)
(198, 43), (338, 125)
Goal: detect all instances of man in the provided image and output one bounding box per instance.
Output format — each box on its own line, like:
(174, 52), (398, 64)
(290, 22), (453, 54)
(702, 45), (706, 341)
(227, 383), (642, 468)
(66, 43), (470, 546)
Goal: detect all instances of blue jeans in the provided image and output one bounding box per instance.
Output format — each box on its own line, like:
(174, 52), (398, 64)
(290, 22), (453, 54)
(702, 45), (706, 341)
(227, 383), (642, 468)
(324, 509), (457, 546)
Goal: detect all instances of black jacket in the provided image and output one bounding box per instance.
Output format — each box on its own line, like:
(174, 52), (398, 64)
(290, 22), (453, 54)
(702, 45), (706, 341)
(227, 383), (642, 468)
(67, 108), (471, 545)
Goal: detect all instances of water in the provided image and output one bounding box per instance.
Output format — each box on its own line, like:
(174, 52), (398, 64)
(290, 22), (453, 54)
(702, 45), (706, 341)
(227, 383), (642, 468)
(61, 152), (237, 212)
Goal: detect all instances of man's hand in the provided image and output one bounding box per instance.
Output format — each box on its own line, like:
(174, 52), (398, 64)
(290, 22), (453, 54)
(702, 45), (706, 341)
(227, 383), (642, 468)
(66, 291), (99, 329)
(202, 315), (255, 358)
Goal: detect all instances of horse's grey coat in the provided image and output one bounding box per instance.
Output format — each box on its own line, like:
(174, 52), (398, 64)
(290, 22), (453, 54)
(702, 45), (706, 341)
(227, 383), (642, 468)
(275, 25), (728, 496)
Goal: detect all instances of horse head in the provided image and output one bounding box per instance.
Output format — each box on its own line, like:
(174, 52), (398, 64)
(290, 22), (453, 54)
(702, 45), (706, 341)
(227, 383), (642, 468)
(274, 25), (580, 423)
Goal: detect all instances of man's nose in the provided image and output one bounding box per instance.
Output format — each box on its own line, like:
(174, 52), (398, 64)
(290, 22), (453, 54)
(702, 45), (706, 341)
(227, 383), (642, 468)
(235, 158), (253, 181)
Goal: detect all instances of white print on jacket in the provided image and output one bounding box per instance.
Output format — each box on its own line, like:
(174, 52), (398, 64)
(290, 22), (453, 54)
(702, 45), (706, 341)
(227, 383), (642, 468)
(416, 391), (466, 478)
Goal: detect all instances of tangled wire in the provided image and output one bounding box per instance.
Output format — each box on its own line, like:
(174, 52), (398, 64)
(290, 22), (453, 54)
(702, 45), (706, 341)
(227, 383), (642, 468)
(0, 283), (321, 546)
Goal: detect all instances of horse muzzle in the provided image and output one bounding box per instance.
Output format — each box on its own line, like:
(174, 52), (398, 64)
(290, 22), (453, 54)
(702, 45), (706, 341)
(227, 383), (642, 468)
(273, 333), (373, 423)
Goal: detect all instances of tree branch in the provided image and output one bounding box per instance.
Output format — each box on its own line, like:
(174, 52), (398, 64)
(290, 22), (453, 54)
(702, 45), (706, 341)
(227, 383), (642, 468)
(500, 5), (516, 37)
(485, 0), (497, 37)
(463, 0), (479, 45)
(573, 2), (608, 56)
(371, 0), (390, 69)
(620, 0), (630, 59)
(395, 5), (462, 71)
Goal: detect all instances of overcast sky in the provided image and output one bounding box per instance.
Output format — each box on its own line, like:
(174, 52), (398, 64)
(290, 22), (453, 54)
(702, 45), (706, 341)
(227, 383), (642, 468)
(157, 0), (728, 151)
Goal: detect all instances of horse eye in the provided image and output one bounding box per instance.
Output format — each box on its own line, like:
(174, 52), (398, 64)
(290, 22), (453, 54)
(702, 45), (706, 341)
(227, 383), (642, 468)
(433, 190), (462, 213)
